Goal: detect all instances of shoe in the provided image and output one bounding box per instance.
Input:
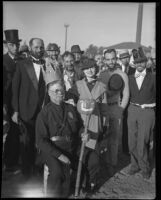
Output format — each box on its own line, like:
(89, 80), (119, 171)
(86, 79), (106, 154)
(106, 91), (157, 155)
(127, 168), (140, 175)
(140, 171), (151, 179)
(85, 183), (96, 198)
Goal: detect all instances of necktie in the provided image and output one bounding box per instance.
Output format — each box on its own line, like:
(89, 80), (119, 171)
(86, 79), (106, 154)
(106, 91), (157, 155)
(135, 72), (146, 78)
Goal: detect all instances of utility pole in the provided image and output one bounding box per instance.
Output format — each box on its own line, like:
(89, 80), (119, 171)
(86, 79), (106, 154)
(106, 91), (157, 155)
(136, 3), (143, 45)
(64, 24), (69, 51)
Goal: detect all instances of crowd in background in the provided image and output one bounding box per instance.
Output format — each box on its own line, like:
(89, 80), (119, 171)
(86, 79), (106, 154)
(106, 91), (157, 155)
(3, 29), (156, 198)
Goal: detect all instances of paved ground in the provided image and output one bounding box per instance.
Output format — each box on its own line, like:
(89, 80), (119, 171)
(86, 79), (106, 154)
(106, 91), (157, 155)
(1, 151), (156, 199)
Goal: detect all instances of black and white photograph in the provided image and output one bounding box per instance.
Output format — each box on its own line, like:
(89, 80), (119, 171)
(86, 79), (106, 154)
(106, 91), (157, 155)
(2, 1), (156, 198)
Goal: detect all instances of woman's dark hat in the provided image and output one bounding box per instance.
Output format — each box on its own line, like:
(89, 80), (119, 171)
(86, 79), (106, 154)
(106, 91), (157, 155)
(3, 29), (22, 43)
(81, 58), (97, 70)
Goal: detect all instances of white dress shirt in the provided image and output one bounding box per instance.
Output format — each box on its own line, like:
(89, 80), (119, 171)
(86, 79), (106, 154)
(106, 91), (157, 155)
(135, 69), (146, 90)
(31, 56), (43, 81)
(33, 63), (41, 81)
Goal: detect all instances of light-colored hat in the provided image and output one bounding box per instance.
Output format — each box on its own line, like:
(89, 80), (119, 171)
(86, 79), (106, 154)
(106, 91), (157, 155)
(46, 43), (60, 51)
(44, 60), (62, 85)
(119, 50), (130, 59)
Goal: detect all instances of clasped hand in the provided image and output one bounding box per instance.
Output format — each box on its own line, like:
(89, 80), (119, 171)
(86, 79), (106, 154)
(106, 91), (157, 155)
(81, 132), (89, 143)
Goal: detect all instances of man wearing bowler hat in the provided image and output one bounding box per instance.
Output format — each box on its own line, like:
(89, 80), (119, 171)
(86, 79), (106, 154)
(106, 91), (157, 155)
(99, 48), (129, 175)
(127, 47), (155, 179)
(3, 29), (22, 173)
(71, 44), (85, 79)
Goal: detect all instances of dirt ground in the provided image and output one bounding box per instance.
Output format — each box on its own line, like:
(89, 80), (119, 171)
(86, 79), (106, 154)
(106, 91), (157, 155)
(1, 150), (156, 199)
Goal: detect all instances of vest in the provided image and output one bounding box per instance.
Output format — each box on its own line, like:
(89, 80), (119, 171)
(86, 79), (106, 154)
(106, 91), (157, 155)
(129, 72), (155, 104)
(76, 79), (106, 135)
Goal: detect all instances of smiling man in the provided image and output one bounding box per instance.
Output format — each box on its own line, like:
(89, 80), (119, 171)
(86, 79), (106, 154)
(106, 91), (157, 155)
(127, 47), (156, 180)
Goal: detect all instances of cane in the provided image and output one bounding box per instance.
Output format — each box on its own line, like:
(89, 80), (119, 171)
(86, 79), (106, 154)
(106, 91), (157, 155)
(74, 99), (95, 198)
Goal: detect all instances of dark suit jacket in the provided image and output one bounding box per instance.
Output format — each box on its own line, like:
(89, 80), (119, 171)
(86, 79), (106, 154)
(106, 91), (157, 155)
(3, 53), (18, 115)
(12, 57), (46, 122)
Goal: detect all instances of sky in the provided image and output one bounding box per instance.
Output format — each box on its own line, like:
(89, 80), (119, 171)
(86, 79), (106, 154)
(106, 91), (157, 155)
(3, 2), (156, 52)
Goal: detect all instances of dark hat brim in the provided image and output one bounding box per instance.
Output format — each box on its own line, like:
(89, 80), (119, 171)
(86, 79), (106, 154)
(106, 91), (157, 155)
(119, 55), (130, 59)
(71, 50), (84, 54)
(133, 57), (147, 64)
(4, 39), (22, 44)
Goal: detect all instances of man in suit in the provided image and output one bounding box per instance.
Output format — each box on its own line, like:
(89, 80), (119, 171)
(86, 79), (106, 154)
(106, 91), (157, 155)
(12, 38), (46, 177)
(127, 47), (155, 179)
(3, 29), (22, 173)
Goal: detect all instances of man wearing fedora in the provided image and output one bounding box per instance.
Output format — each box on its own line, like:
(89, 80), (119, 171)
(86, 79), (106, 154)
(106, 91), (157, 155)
(71, 44), (85, 79)
(99, 48), (129, 174)
(46, 43), (63, 74)
(3, 29), (22, 173)
(11, 38), (46, 177)
(127, 47), (156, 179)
(119, 49), (136, 75)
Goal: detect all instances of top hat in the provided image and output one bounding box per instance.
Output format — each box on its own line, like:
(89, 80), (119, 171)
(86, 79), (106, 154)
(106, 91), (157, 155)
(44, 61), (62, 85)
(133, 47), (147, 64)
(46, 43), (60, 51)
(81, 58), (97, 70)
(71, 45), (84, 54)
(119, 49), (130, 59)
(108, 74), (124, 91)
(3, 29), (22, 43)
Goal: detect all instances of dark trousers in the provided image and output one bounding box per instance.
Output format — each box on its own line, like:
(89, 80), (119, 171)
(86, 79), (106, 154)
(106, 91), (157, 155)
(42, 152), (73, 198)
(20, 120), (36, 176)
(3, 120), (20, 168)
(81, 148), (100, 186)
(122, 108), (129, 153)
(105, 105), (122, 167)
(127, 104), (155, 173)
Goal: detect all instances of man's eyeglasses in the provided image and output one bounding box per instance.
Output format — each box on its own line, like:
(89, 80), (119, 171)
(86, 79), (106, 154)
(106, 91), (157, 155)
(49, 89), (64, 95)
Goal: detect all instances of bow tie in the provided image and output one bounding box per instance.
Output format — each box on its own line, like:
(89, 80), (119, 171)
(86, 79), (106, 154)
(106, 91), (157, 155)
(31, 57), (45, 65)
(135, 72), (146, 78)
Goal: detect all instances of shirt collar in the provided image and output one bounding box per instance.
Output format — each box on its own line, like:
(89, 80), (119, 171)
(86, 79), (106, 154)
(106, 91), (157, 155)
(135, 68), (146, 76)
(8, 52), (15, 60)
(64, 69), (74, 77)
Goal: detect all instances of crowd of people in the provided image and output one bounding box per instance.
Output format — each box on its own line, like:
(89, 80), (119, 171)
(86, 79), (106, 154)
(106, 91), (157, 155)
(3, 29), (156, 198)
